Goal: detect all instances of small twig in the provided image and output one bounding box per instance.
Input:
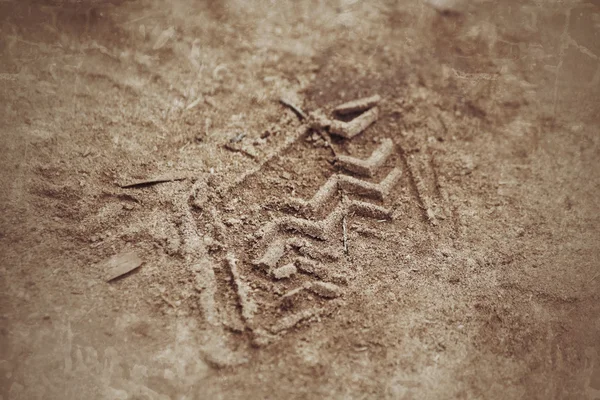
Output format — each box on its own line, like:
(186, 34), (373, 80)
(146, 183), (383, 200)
(224, 143), (258, 160)
(333, 94), (381, 115)
(342, 216), (348, 255)
(318, 130), (337, 158)
(119, 174), (188, 188)
(279, 98), (307, 120)
(229, 132), (246, 143)
(122, 12), (165, 26)
(160, 294), (177, 308)
(186, 96), (204, 110)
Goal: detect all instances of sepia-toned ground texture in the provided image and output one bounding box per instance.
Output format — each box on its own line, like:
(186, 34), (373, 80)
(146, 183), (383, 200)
(1, 0), (599, 399)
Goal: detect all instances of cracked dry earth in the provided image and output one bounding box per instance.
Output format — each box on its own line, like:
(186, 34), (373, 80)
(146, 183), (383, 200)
(1, 0), (600, 399)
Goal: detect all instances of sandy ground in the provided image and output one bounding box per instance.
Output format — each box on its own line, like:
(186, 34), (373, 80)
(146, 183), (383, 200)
(1, 0), (599, 399)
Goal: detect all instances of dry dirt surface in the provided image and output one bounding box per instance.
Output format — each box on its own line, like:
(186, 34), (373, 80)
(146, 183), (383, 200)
(1, 0), (600, 399)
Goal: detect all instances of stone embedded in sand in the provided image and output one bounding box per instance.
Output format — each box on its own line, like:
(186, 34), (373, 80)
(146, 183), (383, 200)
(307, 281), (342, 298)
(272, 263), (297, 279)
(104, 251), (142, 282)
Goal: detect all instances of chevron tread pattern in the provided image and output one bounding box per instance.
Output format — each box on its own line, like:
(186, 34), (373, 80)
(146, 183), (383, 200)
(288, 166), (401, 213)
(337, 139), (394, 177)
